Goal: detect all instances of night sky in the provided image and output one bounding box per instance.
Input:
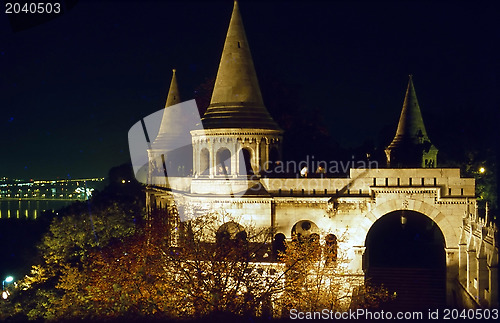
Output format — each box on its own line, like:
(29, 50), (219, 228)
(1, 1), (498, 180)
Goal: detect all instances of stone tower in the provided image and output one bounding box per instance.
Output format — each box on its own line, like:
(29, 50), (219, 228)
(385, 75), (438, 168)
(191, 1), (282, 193)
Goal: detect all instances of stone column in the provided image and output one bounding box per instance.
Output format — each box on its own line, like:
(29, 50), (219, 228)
(192, 141), (198, 178)
(209, 141), (215, 178)
(488, 250), (498, 308)
(445, 247), (459, 307)
(352, 246), (366, 275)
(467, 237), (477, 297)
(458, 229), (468, 285)
(477, 245), (488, 307)
(231, 138), (238, 178)
(263, 138), (269, 170)
(488, 265), (498, 308)
(255, 138), (261, 174)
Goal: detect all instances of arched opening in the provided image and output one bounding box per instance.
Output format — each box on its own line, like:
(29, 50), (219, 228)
(165, 144), (192, 176)
(216, 148), (231, 175)
(216, 221), (246, 242)
(291, 220), (319, 244)
(216, 221), (247, 259)
(239, 148), (253, 176)
(325, 234), (338, 263)
(365, 210), (446, 309)
(200, 148), (210, 175)
(272, 233), (286, 260)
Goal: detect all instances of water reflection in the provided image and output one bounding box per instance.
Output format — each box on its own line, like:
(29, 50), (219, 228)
(0, 199), (74, 220)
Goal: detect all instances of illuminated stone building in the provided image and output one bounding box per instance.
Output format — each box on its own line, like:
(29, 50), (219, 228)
(146, 1), (498, 309)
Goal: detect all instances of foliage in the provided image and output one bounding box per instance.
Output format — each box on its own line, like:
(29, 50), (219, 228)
(276, 232), (393, 316)
(8, 208), (390, 321)
(2, 177), (142, 321)
(39, 202), (136, 266)
(2, 196), (391, 322)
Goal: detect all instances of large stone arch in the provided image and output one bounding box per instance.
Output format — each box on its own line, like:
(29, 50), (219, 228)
(356, 198), (459, 249)
(364, 209), (447, 309)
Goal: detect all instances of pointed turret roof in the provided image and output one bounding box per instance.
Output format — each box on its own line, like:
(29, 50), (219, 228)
(387, 75), (431, 149)
(164, 69), (180, 108)
(201, 1), (280, 130)
(385, 75), (438, 168)
(157, 69), (180, 136)
(152, 69), (183, 149)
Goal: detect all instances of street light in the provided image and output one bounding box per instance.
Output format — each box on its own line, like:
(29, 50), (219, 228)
(2, 276), (14, 300)
(479, 167), (486, 174)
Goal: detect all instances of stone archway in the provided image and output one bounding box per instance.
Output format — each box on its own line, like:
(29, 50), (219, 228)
(357, 199), (459, 249)
(365, 210), (446, 309)
(216, 148), (231, 175)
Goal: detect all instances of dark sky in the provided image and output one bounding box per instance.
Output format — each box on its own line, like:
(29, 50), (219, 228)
(1, 1), (498, 180)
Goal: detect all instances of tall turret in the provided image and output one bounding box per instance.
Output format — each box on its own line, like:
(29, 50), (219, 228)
(201, 0), (280, 131)
(191, 1), (282, 188)
(385, 75), (438, 168)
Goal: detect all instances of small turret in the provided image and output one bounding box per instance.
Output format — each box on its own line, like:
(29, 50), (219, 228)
(149, 69), (192, 178)
(385, 75), (438, 168)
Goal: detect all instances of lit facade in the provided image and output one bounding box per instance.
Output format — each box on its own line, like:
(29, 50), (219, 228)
(146, 1), (497, 309)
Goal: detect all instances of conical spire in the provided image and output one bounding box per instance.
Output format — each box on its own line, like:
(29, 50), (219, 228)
(201, 1), (280, 130)
(390, 75), (429, 146)
(152, 69), (183, 149)
(157, 69), (180, 136)
(385, 75), (438, 167)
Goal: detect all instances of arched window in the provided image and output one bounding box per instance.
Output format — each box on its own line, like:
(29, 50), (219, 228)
(216, 148), (231, 175)
(216, 221), (247, 259)
(216, 222), (246, 244)
(239, 148), (253, 176)
(291, 220), (319, 244)
(200, 148), (210, 175)
(325, 234), (338, 262)
(272, 233), (286, 260)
